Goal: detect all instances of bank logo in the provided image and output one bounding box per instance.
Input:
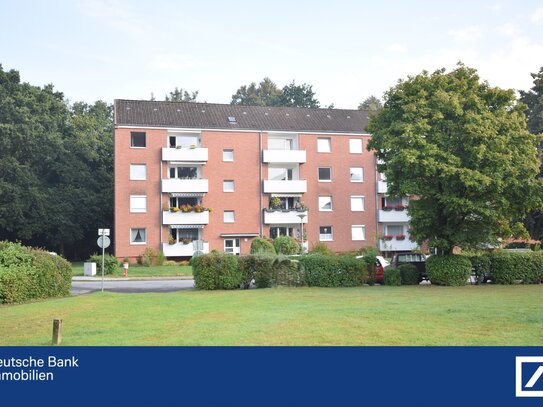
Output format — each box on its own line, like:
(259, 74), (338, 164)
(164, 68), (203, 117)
(516, 357), (543, 397)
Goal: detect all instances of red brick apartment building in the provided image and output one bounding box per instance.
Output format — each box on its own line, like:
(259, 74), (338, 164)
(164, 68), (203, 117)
(114, 100), (379, 261)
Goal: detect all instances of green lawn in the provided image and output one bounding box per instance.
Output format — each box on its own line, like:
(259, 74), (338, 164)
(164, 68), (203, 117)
(1, 285), (543, 346)
(71, 262), (192, 277)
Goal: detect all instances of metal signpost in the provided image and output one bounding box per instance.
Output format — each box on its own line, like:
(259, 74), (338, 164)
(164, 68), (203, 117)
(97, 229), (111, 292)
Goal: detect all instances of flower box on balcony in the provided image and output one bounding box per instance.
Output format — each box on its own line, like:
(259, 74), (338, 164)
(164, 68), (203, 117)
(383, 235), (393, 241)
(394, 204), (406, 211)
(383, 206), (393, 211)
(396, 234), (406, 240)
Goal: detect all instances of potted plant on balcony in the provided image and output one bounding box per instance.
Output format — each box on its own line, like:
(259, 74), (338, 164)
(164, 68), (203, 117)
(180, 204), (192, 213)
(193, 204), (205, 213)
(295, 201), (307, 212)
(270, 197), (282, 211)
(180, 238), (193, 245)
(383, 205), (393, 211)
(168, 236), (176, 245)
(394, 204), (406, 211)
(383, 235), (393, 241)
(170, 206), (180, 212)
(396, 234), (406, 240)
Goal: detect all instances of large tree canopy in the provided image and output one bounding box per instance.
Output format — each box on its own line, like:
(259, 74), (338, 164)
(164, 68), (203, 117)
(520, 66), (543, 135)
(367, 65), (543, 253)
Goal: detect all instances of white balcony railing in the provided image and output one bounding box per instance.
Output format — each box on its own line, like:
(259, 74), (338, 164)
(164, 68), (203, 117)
(162, 178), (209, 193)
(378, 238), (418, 252)
(162, 147), (208, 162)
(263, 150), (306, 164)
(264, 210), (308, 225)
(263, 180), (307, 194)
(162, 211), (209, 225)
(162, 241), (209, 257)
(378, 180), (388, 194)
(378, 209), (410, 223)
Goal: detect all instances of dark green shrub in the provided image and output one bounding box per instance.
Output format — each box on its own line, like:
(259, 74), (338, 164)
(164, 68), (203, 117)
(250, 237), (276, 255)
(466, 253), (491, 284)
(399, 264), (419, 285)
(192, 252), (241, 290)
(488, 251), (542, 284)
(298, 255), (366, 287)
(309, 242), (334, 256)
(275, 257), (304, 287)
(360, 253), (377, 285)
(240, 255), (305, 288)
(383, 268), (401, 286)
(426, 255), (471, 286)
(528, 252), (543, 284)
(273, 236), (301, 255)
(88, 254), (120, 275)
(238, 255), (272, 288)
(155, 250), (166, 266)
(0, 241), (72, 304)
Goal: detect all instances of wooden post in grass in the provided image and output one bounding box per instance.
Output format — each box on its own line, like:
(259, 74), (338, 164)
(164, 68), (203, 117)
(52, 319), (62, 345)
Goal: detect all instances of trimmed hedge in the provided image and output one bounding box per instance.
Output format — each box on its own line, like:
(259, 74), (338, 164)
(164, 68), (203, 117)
(250, 237), (276, 255)
(466, 253), (491, 284)
(88, 254), (120, 275)
(273, 236), (301, 255)
(191, 252), (241, 290)
(0, 241), (72, 304)
(383, 268), (401, 286)
(426, 255), (471, 286)
(488, 251), (543, 284)
(298, 255), (367, 287)
(398, 264), (419, 285)
(239, 255), (304, 288)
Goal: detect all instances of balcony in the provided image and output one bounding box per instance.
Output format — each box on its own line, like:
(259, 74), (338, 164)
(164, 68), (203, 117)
(378, 180), (388, 194)
(263, 180), (307, 194)
(162, 178), (209, 193)
(162, 241), (209, 257)
(264, 210), (308, 225)
(163, 210), (209, 225)
(378, 209), (409, 223)
(263, 150), (306, 164)
(379, 238), (418, 252)
(162, 147), (208, 162)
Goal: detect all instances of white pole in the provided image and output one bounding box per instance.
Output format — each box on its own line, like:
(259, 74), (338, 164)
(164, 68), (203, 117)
(101, 229), (105, 292)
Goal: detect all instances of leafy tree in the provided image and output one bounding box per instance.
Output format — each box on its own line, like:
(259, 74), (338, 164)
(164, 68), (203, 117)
(358, 95), (383, 112)
(278, 81), (320, 108)
(367, 64), (543, 254)
(165, 87), (199, 102)
(231, 77), (282, 106)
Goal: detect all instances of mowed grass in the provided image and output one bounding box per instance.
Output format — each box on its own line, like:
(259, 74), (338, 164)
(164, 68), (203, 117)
(71, 262), (192, 277)
(1, 285), (542, 346)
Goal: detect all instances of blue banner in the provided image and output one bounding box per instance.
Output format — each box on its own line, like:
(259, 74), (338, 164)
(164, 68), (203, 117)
(1, 347), (543, 406)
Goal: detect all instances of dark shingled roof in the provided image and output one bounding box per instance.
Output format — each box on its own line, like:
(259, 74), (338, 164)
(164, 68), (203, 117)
(115, 99), (369, 134)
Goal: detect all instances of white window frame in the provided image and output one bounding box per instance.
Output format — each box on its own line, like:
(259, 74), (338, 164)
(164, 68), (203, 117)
(350, 167), (364, 182)
(349, 138), (363, 154)
(318, 167), (332, 182)
(223, 210), (235, 223)
(317, 138), (331, 153)
(318, 196), (333, 212)
(223, 180), (235, 192)
(130, 164), (147, 180)
(223, 149), (234, 162)
(130, 228), (147, 245)
(350, 196), (365, 212)
(130, 195), (147, 213)
(351, 225), (366, 241)
(319, 226), (333, 241)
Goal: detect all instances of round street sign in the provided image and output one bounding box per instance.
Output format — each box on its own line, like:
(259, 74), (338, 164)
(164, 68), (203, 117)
(97, 235), (111, 249)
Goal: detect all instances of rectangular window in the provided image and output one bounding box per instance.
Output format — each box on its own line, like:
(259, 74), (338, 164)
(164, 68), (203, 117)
(130, 164), (147, 180)
(223, 210), (235, 223)
(130, 132), (146, 148)
(350, 196), (365, 211)
(317, 138), (331, 153)
(352, 225), (366, 241)
(268, 167), (293, 181)
(318, 196), (333, 211)
(223, 149), (234, 161)
(319, 226), (333, 241)
(130, 228), (146, 244)
(224, 238), (240, 255)
(170, 166), (198, 179)
(223, 180), (235, 192)
(386, 225), (404, 236)
(268, 138), (293, 150)
(318, 167), (331, 182)
(130, 195), (147, 213)
(349, 139), (363, 154)
(350, 167), (364, 182)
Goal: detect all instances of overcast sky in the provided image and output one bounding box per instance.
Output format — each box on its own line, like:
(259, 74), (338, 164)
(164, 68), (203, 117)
(1, 0), (542, 108)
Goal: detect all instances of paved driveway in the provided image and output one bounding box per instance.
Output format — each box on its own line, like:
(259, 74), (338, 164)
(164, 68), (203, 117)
(71, 278), (195, 295)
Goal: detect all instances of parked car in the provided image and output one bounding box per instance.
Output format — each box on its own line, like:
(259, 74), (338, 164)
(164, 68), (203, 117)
(356, 255), (390, 284)
(390, 252), (428, 283)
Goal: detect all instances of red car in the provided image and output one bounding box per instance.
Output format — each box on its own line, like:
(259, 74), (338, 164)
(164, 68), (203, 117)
(357, 255), (390, 284)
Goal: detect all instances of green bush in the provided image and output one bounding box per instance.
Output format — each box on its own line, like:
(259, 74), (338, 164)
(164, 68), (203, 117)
(383, 268), (401, 286)
(155, 250), (166, 266)
(0, 241), (72, 304)
(250, 237), (276, 255)
(298, 255), (366, 287)
(466, 253), (491, 284)
(273, 236), (300, 255)
(239, 255), (304, 288)
(192, 252), (241, 290)
(88, 254), (120, 275)
(426, 255), (471, 286)
(398, 264), (419, 285)
(488, 251), (543, 284)
(309, 242), (334, 256)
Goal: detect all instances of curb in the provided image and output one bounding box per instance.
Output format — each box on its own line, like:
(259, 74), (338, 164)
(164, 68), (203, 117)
(72, 276), (194, 282)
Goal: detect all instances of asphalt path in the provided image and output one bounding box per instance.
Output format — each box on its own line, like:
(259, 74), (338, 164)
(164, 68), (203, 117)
(71, 279), (195, 295)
